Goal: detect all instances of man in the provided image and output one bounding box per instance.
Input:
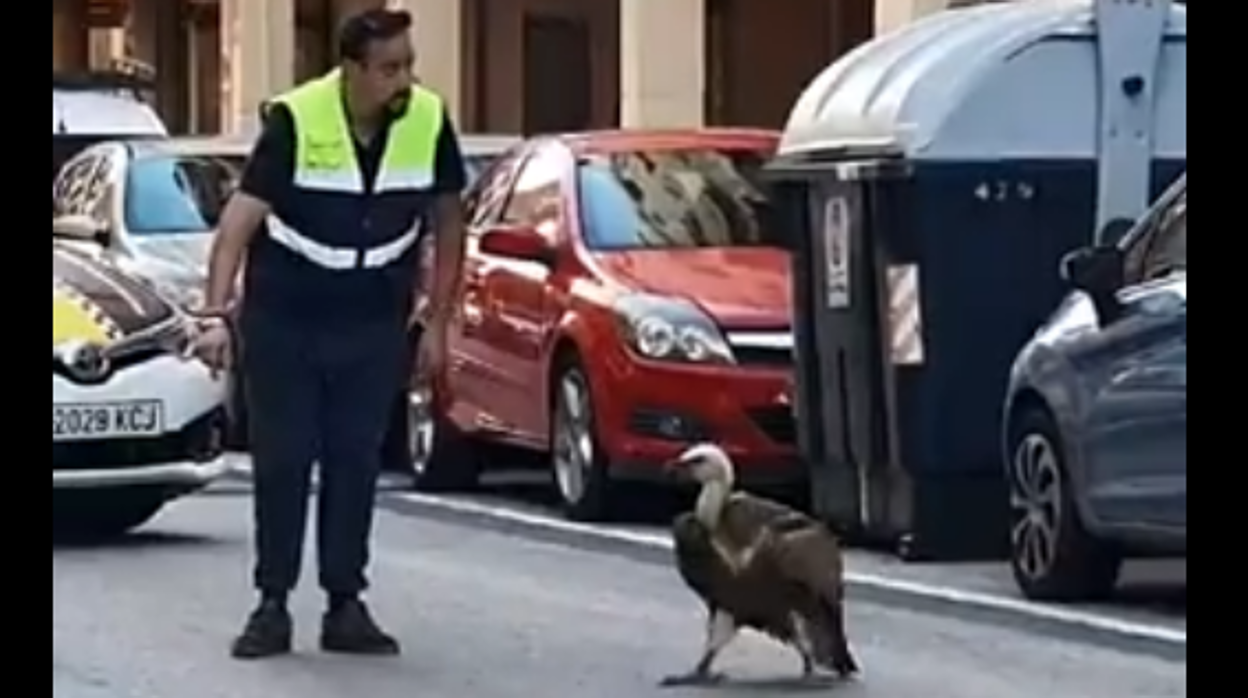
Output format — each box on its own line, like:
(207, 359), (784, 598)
(191, 8), (467, 660)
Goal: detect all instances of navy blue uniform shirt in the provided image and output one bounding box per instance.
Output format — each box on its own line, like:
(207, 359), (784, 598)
(237, 96), (466, 324)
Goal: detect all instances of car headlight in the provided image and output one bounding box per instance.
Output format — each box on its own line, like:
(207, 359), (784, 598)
(613, 294), (735, 365)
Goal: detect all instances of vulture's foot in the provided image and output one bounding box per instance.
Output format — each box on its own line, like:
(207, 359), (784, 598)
(659, 670), (728, 688)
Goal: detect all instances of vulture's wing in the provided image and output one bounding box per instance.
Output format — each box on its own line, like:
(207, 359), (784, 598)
(671, 512), (722, 608)
(763, 522), (846, 600)
(719, 493), (805, 549)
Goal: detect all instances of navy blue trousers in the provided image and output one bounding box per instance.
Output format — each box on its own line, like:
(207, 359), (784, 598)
(240, 309), (407, 596)
(379, 325), (420, 473)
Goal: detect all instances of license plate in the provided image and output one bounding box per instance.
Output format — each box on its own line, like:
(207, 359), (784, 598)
(52, 401), (165, 442)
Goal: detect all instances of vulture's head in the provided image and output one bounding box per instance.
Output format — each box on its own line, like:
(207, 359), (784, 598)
(665, 443), (735, 486)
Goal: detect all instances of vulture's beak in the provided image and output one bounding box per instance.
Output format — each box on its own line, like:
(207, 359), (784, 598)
(663, 457), (690, 481)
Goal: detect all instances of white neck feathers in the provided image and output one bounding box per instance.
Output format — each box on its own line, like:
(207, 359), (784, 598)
(695, 480), (732, 529)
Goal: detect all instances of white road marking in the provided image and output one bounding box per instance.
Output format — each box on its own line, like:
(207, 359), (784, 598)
(227, 459), (1185, 647)
(390, 491), (1186, 648)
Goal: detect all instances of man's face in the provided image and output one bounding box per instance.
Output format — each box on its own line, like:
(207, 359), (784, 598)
(346, 34), (415, 115)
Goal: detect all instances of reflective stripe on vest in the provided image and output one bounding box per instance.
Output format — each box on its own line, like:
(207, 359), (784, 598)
(266, 215), (420, 271)
(271, 70), (443, 194)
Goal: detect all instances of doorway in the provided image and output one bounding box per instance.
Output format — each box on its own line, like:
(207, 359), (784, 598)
(522, 14), (592, 134)
(705, 0), (873, 127)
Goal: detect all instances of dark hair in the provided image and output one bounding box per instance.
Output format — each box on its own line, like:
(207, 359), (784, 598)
(338, 8), (412, 63)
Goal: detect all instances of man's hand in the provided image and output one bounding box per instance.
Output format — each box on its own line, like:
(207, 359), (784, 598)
(188, 318), (233, 379)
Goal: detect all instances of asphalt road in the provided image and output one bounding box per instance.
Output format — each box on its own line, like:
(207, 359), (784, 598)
(53, 489), (1186, 698)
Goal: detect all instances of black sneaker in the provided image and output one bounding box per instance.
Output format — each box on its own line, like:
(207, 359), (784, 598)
(231, 600), (293, 659)
(320, 599), (400, 655)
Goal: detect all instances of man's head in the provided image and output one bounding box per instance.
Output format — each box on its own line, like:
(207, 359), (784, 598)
(338, 8), (416, 119)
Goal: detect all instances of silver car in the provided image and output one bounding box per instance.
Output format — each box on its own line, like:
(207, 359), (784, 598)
(1002, 173), (1186, 602)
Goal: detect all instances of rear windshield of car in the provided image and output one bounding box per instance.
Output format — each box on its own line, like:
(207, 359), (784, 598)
(576, 147), (776, 252)
(53, 136), (112, 182)
(124, 155), (240, 235)
(464, 153), (500, 186)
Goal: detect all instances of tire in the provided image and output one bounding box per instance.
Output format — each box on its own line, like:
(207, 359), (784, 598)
(1008, 408), (1122, 602)
(550, 361), (622, 522)
(408, 376), (481, 492)
(53, 493), (165, 542)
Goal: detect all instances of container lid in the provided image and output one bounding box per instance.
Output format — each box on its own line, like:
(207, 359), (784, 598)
(777, 0), (1186, 163)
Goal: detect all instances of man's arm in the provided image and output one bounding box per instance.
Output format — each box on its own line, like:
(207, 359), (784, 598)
(426, 108), (469, 331)
(202, 106), (296, 315)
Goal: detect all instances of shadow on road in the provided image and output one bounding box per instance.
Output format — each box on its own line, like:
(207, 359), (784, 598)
(53, 529), (221, 551)
(1110, 578), (1187, 616)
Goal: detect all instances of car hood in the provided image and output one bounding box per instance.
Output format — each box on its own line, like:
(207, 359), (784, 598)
(591, 248), (791, 328)
(52, 242), (177, 347)
(131, 234), (212, 277)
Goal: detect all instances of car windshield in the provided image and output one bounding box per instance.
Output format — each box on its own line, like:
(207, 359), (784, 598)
(124, 155), (240, 235)
(577, 147), (775, 251)
(53, 136), (114, 182)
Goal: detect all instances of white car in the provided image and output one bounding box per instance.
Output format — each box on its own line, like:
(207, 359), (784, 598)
(52, 229), (230, 538)
(51, 132), (522, 451)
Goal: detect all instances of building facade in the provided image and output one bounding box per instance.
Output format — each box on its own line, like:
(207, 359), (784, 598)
(53, 0), (988, 136)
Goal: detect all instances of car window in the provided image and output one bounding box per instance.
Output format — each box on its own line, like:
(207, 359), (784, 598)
(464, 153), (503, 188)
(1124, 185), (1187, 285)
(1140, 193), (1186, 281)
(576, 146), (775, 251)
(123, 155), (236, 235)
(53, 154), (110, 218)
(498, 150), (563, 240)
(468, 151), (527, 230)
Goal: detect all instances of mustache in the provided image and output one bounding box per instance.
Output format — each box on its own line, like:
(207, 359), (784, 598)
(385, 89), (411, 114)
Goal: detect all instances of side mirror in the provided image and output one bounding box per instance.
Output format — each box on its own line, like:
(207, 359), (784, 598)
(1060, 245), (1125, 323)
(52, 215), (110, 247)
(479, 225), (554, 265)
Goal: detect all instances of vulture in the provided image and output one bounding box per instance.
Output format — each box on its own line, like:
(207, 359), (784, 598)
(660, 443), (859, 687)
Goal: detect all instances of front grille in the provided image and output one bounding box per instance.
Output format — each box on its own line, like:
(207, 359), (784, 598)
(732, 346), (793, 367)
(628, 409), (710, 442)
(747, 406), (796, 445)
(726, 331), (794, 368)
(51, 348), (166, 383)
(53, 410), (225, 471)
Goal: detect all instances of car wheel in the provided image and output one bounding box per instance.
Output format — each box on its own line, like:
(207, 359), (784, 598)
(53, 494), (165, 541)
(551, 363), (621, 522)
(408, 377), (481, 492)
(1008, 408), (1122, 602)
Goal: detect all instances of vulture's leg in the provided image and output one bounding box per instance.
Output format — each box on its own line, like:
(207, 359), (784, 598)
(659, 609), (737, 687)
(790, 614), (832, 684)
(791, 614), (819, 679)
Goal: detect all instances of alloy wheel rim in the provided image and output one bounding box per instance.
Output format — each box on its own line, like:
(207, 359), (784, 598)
(553, 375), (593, 505)
(1010, 433), (1063, 580)
(407, 384), (436, 477)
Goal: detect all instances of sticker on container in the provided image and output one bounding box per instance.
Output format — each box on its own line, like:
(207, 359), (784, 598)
(823, 197), (851, 308)
(887, 264), (925, 366)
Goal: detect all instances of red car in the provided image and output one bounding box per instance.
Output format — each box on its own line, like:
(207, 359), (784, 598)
(411, 129), (800, 520)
